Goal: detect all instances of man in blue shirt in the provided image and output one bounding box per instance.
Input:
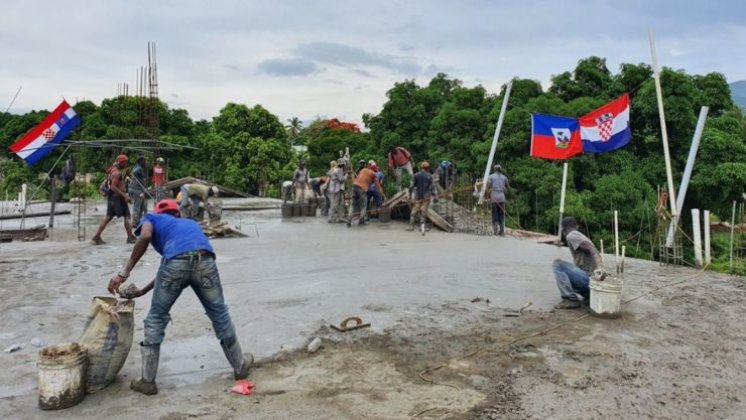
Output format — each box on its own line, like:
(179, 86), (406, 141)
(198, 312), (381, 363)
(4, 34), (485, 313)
(107, 199), (253, 395)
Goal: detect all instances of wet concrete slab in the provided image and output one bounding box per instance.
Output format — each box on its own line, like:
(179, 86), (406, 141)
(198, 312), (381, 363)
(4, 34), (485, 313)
(0, 198), (609, 416)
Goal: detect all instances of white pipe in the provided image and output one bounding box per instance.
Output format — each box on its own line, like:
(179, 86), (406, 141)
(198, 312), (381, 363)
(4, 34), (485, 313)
(692, 208), (703, 267)
(730, 200), (737, 270)
(666, 106), (709, 247)
(614, 210), (620, 270)
(621, 245), (626, 274)
(704, 210), (711, 267)
(556, 162), (569, 241)
(600, 239), (605, 264)
(479, 81), (513, 205)
(649, 31), (678, 219)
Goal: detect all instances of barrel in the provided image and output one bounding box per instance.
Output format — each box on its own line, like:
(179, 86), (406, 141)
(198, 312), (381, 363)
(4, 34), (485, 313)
(38, 343), (88, 410)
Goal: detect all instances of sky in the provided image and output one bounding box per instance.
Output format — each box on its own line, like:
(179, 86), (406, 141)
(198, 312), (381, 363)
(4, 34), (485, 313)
(1, 0), (745, 127)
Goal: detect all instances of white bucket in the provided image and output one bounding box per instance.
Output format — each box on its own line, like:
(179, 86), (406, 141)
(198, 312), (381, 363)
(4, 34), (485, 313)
(37, 343), (88, 410)
(589, 277), (622, 318)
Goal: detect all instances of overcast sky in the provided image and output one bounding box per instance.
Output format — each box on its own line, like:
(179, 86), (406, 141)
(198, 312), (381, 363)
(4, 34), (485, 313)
(2, 0), (745, 126)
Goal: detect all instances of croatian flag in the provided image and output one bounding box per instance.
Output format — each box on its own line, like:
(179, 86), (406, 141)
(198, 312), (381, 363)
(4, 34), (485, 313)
(579, 94), (632, 154)
(9, 100), (80, 165)
(530, 114), (583, 160)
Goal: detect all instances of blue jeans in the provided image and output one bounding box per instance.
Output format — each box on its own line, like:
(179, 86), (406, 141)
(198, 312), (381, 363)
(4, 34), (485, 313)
(144, 255), (236, 346)
(179, 186), (201, 218)
(553, 259), (590, 301)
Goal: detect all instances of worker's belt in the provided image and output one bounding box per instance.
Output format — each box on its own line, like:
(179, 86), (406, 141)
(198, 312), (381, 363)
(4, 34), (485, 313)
(173, 250), (214, 260)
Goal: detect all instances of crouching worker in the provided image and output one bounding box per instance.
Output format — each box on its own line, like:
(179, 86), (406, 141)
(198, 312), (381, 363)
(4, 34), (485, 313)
(553, 217), (604, 309)
(107, 199), (253, 395)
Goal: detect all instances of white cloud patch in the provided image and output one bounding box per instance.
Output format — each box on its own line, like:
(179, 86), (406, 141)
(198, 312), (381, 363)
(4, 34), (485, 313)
(257, 58), (319, 76)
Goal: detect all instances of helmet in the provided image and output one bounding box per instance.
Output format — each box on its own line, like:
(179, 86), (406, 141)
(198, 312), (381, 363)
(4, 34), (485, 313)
(299, 159), (306, 165)
(421, 161), (430, 170)
(358, 160), (366, 166)
(154, 199), (180, 215)
(156, 157), (165, 163)
(116, 154), (129, 165)
(368, 159), (376, 166)
(210, 185), (219, 196)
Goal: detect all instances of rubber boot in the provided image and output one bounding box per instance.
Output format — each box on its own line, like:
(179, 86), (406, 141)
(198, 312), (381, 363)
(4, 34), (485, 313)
(499, 222), (505, 236)
(221, 337), (254, 380)
(493, 223), (499, 236)
(130, 343), (160, 395)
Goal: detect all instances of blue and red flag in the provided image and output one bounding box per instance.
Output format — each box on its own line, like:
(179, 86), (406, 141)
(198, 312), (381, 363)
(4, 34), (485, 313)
(9, 100), (80, 165)
(579, 94), (632, 154)
(530, 114), (583, 160)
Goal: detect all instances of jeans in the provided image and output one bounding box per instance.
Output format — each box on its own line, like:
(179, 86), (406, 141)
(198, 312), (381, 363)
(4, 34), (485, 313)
(553, 259), (590, 301)
(143, 255), (236, 346)
(491, 201), (505, 226)
(349, 185), (367, 222)
(367, 190), (383, 208)
(395, 162), (414, 191)
(179, 186), (201, 218)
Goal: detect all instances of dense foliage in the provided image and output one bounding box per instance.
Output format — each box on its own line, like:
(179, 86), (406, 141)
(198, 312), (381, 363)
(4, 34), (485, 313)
(1, 56), (743, 264)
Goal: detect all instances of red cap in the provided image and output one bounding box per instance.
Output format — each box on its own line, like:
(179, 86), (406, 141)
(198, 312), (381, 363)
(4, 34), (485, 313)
(116, 154), (129, 165)
(154, 199), (180, 215)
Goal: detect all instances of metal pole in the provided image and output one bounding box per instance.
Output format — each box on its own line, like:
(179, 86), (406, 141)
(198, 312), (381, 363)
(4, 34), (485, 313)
(478, 81), (513, 204)
(556, 161), (569, 241)
(730, 200), (737, 270)
(666, 106), (709, 246)
(704, 209), (711, 267)
(692, 208), (703, 267)
(49, 176), (57, 228)
(649, 30), (678, 221)
(614, 210), (620, 272)
(5, 85), (22, 113)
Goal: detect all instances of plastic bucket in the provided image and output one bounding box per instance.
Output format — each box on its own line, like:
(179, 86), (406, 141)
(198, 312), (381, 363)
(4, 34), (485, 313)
(281, 203), (293, 218)
(291, 203), (302, 217)
(378, 207), (391, 223)
(37, 343), (88, 410)
(589, 278), (622, 318)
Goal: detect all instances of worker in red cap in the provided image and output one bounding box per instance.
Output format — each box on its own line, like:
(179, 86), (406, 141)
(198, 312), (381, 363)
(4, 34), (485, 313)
(108, 199), (253, 395)
(92, 154), (136, 245)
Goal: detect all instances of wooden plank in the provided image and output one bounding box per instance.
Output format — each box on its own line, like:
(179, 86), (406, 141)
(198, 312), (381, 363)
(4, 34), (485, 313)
(427, 207), (453, 232)
(382, 190), (408, 209)
(0, 210), (70, 221)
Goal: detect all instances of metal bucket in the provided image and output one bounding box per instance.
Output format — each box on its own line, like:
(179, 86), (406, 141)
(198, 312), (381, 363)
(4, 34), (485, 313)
(589, 277), (622, 318)
(38, 343), (88, 410)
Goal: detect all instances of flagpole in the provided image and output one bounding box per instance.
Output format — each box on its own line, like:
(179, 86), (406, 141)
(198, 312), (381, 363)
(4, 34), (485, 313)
(665, 106), (709, 247)
(557, 161), (569, 242)
(649, 30), (678, 233)
(479, 80), (513, 205)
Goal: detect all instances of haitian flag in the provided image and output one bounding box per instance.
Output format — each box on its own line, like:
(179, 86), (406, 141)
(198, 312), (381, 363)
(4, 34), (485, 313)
(579, 94), (631, 153)
(9, 100), (80, 165)
(530, 114), (583, 160)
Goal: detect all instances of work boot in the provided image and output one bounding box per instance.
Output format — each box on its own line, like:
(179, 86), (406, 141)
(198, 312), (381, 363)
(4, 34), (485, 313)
(554, 299), (581, 310)
(221, 337), (254, 380)
(130, 343), (160, 395)
(91, 236), (106, 245)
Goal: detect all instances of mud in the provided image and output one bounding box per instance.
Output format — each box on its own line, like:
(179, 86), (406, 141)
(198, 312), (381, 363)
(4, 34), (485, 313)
(1, 198), (746, 418)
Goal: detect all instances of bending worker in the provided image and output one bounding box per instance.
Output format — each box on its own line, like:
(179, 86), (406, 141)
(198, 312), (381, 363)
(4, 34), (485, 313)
(107, 199), (253, 395)
(179, 183), (218, 219)
(553, 216), (605, 309)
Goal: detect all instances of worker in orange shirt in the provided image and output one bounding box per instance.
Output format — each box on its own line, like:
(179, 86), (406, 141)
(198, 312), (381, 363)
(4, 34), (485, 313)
(347, 165), (384, 227)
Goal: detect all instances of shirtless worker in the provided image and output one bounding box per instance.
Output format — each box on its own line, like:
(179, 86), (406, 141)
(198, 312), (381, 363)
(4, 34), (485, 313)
(91, 154), (136, 245)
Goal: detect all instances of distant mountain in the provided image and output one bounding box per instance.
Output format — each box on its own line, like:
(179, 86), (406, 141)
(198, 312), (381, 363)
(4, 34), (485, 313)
(730, 81), (746, 109)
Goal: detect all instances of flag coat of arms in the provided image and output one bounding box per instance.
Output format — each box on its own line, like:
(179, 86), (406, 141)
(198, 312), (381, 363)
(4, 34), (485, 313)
(530, 114), (583, 160)
(9, 100), (80, 165)
(579, 94), (632, 154)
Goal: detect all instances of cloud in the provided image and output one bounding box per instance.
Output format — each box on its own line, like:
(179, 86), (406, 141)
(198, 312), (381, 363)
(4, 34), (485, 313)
(257, 58), (318, 76)
(294, 42), (422, 75)
(352, 69), (373, 77)
(222, 64), (243, 72)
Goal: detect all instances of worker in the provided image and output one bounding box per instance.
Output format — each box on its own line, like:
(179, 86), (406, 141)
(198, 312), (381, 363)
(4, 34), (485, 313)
(347, 165), (384, 227)
(107, 199), (253, 395)
(367, 162), (385, 212)
(407, 161), (435, 235)
(354, 159), (367, 178)
(129, 156), (149, 228)
(387, 146), (414, 191)
(293, 159), (310, 203)
(553, 217), (605, 309)
(91, 154), (136, 245)
(179, 183), (218, 220)
(436, 160), (457, 192)
(486, 164), (510, 236)
(152, 157), (168, 202)
(328, 159), (346, 223)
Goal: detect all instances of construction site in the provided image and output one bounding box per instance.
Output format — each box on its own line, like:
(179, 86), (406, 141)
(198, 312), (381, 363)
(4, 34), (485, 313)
(2, 15), (746, 419)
